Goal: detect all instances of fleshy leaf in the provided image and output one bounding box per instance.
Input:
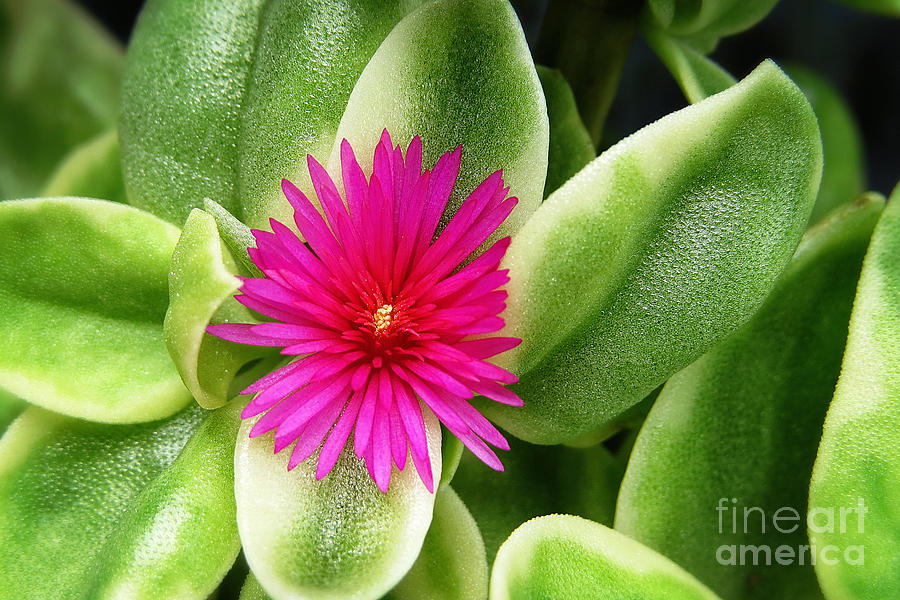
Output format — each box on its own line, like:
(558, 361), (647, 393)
(0, 198), (191, 422)
(439, 431), (464, 489)
(643, 25), (736, 104)
(120, 0), (426, 227)
(643, 0), (780, 40)
(615, 194), (884, 600)
(808, 184), (900, 600)
(485, 60), (822, 444)
(832, 0), (900, 16)
(0, 388), (25, 435)
(327, 0), (549, 243)
(165, 208), (269, 409)
(235, 410), (442, 600)
(0, 0), (122, 199)
(490, 515), (721, 600)
(41, 129), (127, 204)
(537, 66), (595, 198)
(202, 199), (262, 277)
(384, 487), (488, 600)
(786, 65), (866, 225)
(0, 403), (205, 598)
(454, 435), (627, 561)
(240, 574), (273, 600)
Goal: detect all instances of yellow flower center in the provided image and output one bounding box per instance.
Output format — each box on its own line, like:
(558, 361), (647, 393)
(373, 304), (393, 333)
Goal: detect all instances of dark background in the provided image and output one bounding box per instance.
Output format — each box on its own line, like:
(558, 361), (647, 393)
(77, 0), (899, 195)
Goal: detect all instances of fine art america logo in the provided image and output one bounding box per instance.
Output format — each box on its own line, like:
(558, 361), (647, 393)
(714, 497), (867, 566)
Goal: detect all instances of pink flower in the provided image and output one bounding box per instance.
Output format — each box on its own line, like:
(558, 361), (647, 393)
(208, 130), (522, 493)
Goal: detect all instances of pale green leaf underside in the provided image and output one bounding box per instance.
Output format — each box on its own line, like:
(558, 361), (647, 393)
(616, 195), (884, 600)
(485, 60), (821, 444)
(327, 0), (549, 245)
(385, 486), (488, 600)
(0, 197), (191, 422)
(809, 185), (900, 600)
(490, 515), (721, 600)
(165, 208), (268, 409)
(235, 410), (442, 600)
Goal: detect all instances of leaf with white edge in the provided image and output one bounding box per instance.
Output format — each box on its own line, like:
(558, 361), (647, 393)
(808, 184), (900, 600)
(328, 0), (548, 244)
(165, 208), (270, 409)
(0, 403), (205, 599)
(484, 60), (822, 444)
(84, 402), (242, 599)
(237, 0), (428, 229)
(235, 410), (442, 600)
(42, 129), (127, 204)
(0, 0), (122, 199)
(120, 0), (426, 227)
(786, 65), (866, 225)
(385, 487), (488, 600)
(615, 194), (884, 600)
(0, 198), (192, 423)
(490, 515), (722, 600)
(643, 26), (736, 104)
(537, 66), (595, 199)
(643, 0), (780, 40)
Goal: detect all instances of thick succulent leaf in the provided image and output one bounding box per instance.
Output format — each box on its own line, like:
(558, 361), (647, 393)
(809, 185), (900, 600)
(786, 65), (865, 225)
(203, 198), (262, 277)
(490, 515), (721, 600)
(237, 0), (428, 229)
(832, 0), (900, 16)
(643, 26), (736, 104)
(453, 436), (626, 561)
(120, 0), (425, 227)
(165, 208), (269, 408)
(241, 574), (274, 600)
(385, 487), (488, 600)
(0, 388), (24, 435)
(0, 198), (192, 422)
(85, 402), (242, 599)
(41, 129), (127, 204)
(0, 403), (206, 598)
(235, 410), (442, 600)
(119, 0), (266, 224)
(439, 431), (464, 488)
(643, 0), (780, 40)
(485, 60), (822, 444)
(537, 66), (595, 198)
(328, 0), (549, 242)
(0, 0), (122, 200)
(615, 195), (884, 600)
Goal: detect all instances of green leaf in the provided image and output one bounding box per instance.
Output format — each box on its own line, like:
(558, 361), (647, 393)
(240, 574), (273, 600)
(643, 0), (780, 40)
(84, 402), (242, 599)
(120, 0), (426, 228)
(484, 60), (822, 444)
(0, 403), (206, 598)
(537, 66), (595, 199)
(615, 194), (884, 600)
(165, 208), (269, 409)
(384, 487), (488, 600)
(643, 26), (736, 104)
(235, 410), (443, 600)
(831, 0), (900, 16)
(785, 65), (866, 225)
(202, 198), (262, 277)
(0, 388), (25, 435)
(439, 430), (464, 489)
(808, 185), (900, 600)
(0, 0), (122, 200)
(41, 129), (127, 204)
(490, 515), (722, 600)
(327, 0), (549, 243)
(453, 436), (627, 561)
(0, 197), (192, 422)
